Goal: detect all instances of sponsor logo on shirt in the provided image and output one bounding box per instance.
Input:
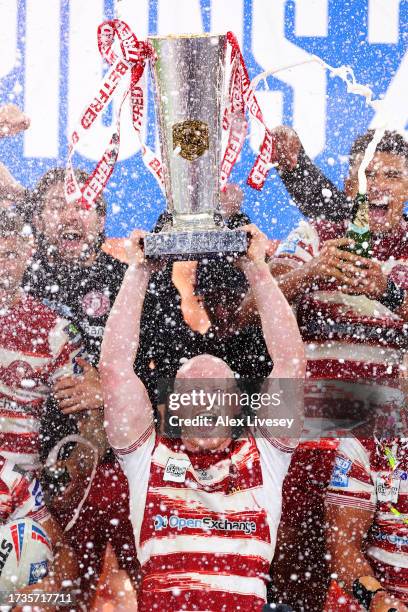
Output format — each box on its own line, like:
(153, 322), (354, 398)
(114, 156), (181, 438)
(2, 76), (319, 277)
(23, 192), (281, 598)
(32, 479), (44, 508)
(373, 530), (408, 548)
(0, 361), (36, 389)
(329, 456), (351, 488)
(163, 457), (190, 483)
(153, 514), (256, 535)
(80, 320), (104, 339)
(0, 538), (12, 576)
(42, 299), (74, 320)
(28, 560), (49, 585)
(277, 234), (301, 255)
(63, 323), (81, 344)
(195, 468), (213, 482)
(81, 291), (111, 318)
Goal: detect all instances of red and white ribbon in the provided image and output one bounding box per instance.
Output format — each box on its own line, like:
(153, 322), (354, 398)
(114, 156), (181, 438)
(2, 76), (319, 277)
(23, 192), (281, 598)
(220, 32), (275, 191)
(66, 24), (275, 208)
(65, 20), (163, 209)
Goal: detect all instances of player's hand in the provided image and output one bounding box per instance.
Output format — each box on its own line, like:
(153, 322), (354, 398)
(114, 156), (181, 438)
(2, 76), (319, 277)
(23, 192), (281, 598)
(125, 229), (147, 266)
(270, 125), (302, 172)
(125, 228), (165, 271)
(53, 358), (103, 414)
(237, 224), (268, 269)
(342, 258), (388, 300)
(0, 103), (30, 137)
(370, 589), (408, 612)
(305, 237), (367, 289)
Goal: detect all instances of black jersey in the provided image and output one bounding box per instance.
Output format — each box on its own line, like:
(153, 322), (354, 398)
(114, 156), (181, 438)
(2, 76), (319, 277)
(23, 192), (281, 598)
(278, 147), (353, 222)
(23, 250), (127, 365)
(135, 265), (272, 404)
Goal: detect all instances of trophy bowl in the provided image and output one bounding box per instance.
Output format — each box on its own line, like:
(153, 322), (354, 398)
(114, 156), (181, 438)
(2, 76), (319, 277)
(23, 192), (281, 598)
(143, 33), (247, 259)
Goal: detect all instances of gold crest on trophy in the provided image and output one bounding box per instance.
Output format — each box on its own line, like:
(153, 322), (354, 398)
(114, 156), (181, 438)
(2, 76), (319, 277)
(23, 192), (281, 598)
(172, 120), (209, 161)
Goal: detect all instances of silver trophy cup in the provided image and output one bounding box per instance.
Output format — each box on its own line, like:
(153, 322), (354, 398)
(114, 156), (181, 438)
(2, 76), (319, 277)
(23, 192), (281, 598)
(144, 33), (247, 259)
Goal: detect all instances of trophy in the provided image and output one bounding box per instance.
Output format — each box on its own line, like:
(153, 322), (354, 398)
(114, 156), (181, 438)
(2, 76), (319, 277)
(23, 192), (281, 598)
(144, 34), (247, 259)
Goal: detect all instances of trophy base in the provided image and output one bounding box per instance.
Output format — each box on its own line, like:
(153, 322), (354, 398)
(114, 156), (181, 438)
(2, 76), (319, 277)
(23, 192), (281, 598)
(144, 229), (248, 259)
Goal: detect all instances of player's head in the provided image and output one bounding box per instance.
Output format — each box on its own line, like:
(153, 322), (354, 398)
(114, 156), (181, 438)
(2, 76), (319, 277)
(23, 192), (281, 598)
(31, 168), (107, 263)
(345, 130), (408, 234)
(220, 183), (244, 218)
(195, 259), (249, 334)
(0, 208), (33, 302)
(174, 354), (239, 452)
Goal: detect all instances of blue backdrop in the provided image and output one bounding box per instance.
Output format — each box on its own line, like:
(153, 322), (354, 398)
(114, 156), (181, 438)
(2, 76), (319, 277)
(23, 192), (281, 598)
(0, 0), (407, 239)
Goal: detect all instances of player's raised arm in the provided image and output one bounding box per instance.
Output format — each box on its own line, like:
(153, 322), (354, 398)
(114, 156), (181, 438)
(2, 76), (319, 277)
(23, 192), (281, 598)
(238, 224), (306, 379)
(99, 230), (153, 449)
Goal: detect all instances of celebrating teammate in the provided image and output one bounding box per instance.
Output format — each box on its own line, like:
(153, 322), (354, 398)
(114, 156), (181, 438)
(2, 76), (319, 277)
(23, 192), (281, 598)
(100, 224), (305, 610)
(270, 130), (408, 609)
(0, 453), (78, 595)
(0, 207), (85, 467)
(326, 428), (408, 611)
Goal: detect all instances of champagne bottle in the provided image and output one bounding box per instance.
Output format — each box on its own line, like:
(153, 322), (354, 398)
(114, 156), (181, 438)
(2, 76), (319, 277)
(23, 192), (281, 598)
(344, 192), (371, 258)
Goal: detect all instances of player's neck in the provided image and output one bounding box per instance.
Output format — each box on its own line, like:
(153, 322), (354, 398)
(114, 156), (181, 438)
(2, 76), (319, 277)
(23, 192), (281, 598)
(183, 437), (232, 454)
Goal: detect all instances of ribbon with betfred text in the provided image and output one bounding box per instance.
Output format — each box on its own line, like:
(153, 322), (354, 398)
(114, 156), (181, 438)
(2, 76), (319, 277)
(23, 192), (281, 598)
(66, 23), (274, 209)
(65, 20), (163, 209)
(220, 32), (275, 191)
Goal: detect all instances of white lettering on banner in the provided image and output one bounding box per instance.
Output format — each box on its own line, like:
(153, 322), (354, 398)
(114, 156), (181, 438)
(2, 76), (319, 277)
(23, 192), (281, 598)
(157, 0), (203, 35)
(112, 0), (150, 160)
(294, 0), (328, 38)
(0, 2), (17, 81)
(251, 0), (327, 159)
(24, 0), (60, 158)
(65, 19), (161, 206)
(369, 50), (408, 135)
(368, 0), (401, 44)
(9, 0), (406, 170)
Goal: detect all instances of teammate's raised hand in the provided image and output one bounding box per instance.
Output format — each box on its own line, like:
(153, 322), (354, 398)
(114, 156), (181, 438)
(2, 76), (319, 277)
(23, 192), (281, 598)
(0, 104), (30, 137)
(270, 125), (302, 173)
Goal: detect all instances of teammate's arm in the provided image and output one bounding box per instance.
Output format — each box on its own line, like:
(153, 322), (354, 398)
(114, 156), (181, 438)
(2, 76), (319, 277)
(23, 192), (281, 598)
(271, 126), (352, 222)
(325, 502), (375, 589)
(36, 514), (78, 590)
(100, 230), (154, 449)
(238, 224), (305, 378)
(276, 237), (370, 303)
(325, 504), (408, 611)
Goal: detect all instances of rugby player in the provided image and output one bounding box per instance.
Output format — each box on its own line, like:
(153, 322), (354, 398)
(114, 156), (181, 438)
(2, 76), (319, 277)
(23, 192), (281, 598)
(270, 130), (408, 610)
(326, 431), (408, 611)
(23, 169), (135, 599)
(0, 453), (78, 595)
(100, 224), (305, 610)
(0, 207), (85, 468)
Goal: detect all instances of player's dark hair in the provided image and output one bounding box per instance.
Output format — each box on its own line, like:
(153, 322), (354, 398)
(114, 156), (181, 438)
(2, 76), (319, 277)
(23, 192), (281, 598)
(349, 130), (408, 167)
(0, 207), (27, 238)
(30, 167), (107, 218)
(195, 258), (249, 298)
